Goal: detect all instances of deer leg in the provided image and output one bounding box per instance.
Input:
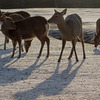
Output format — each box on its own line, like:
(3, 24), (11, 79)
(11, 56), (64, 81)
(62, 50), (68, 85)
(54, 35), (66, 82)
(11, 40), (17, 58)
(68, 47), (73, 59)
(6, 37), (9, 43)
(45, 36), (50, 58)
(4, 36), (9, 50)
(4, 36), (7, 50)
(37, 39), (45, 58)
(68, 40), (77, 59)
(80, 34), (86, 59)
(72, 39), (78, 62)
(22, 44), (24, 52)
(58, 39), (66, 62)
(18, 39), (22, 58)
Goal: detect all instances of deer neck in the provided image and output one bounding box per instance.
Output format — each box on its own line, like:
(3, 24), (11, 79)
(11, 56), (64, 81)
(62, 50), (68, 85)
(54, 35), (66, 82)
(57, 19), (69, 34)
(57, 19), (72, 41)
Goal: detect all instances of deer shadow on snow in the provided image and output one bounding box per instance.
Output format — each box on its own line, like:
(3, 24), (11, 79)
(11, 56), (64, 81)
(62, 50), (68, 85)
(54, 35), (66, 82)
(0, 45), (27, 70)
(0, 36), (48, 85)
(14, 59), (85, 100)
(0, 51), (48, 85)
(93, 48), (100, 55)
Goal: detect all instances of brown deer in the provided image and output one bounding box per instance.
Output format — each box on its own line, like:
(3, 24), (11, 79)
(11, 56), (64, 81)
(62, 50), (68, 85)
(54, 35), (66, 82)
(0, 10), (30, 50)
(0, 13), (24, 52)
(94, 18), (100, 48)
(1, 15), (50, 58)
(0, 13), (33, 53)
(48, 9), (86, 62)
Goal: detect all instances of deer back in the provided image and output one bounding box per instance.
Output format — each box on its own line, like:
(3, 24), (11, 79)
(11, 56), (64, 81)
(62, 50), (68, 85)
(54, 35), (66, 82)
(65, 14), (82, 36)
(9, 13), (25, 22)
(3, 11), (30, 18)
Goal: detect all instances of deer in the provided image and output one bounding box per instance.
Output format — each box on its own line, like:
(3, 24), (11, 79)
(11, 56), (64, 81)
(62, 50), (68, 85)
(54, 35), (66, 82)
(0, 15), (50, 58)
(94, 18), (100, 48)
(48, 9), (86, 62)
(0, 13), (24, 52)
(0, 10), (30, 50)
(2, 10), (30, 18)
(0, 12), (33, 53)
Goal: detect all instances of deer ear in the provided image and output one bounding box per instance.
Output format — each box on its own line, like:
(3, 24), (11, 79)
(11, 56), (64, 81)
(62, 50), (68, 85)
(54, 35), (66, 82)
(61, 8), (67, 15)
(0, 13), (7, 22)
(54, 9), (58, 13)
(2, 14), (6, 18)
(2, 14), (7, 21)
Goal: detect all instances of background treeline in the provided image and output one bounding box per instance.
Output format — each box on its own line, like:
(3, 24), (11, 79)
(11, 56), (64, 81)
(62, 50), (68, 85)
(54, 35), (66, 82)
(0, 0), (100, 9)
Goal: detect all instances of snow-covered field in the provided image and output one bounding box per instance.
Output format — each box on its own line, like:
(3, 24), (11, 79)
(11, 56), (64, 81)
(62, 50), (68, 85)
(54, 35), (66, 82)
(0, 8), (100, 100)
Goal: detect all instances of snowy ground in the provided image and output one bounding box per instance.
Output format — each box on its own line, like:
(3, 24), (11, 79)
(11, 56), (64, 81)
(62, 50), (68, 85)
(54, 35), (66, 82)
(0, 8), (100, 100)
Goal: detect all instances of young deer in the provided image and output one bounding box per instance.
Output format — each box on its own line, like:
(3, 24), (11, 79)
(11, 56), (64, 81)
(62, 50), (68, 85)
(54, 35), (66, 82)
(0, 13), (23, 51)
(48, 9), (86, 62)
(94, 18), (100, 48)
(1, 15), (50, 58)
(0, 10), (30, 50)
(0, 13), (32, 53)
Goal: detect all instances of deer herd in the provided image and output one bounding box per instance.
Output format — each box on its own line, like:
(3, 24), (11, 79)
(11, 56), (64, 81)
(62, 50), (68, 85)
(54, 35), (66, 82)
(0, 8), (100, 62)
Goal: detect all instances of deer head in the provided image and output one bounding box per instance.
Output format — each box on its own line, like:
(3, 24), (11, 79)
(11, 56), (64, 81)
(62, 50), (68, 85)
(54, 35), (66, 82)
(48, 8), (67, 24)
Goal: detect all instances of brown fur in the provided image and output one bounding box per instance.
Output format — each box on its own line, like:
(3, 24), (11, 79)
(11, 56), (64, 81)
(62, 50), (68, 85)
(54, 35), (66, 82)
(0, 10), (30, 50)
(48, 9), (86, 62)
(0, 13), (25, 52)
(1, 15), (50, 58)
(2, 11), (30, 18)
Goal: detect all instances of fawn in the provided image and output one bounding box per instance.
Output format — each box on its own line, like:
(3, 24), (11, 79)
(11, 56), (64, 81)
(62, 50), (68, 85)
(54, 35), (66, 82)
(0, 10), (30, 50)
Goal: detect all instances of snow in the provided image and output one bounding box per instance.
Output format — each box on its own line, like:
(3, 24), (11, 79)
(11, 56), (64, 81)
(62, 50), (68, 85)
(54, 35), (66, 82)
(0, 8), (100, 100)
